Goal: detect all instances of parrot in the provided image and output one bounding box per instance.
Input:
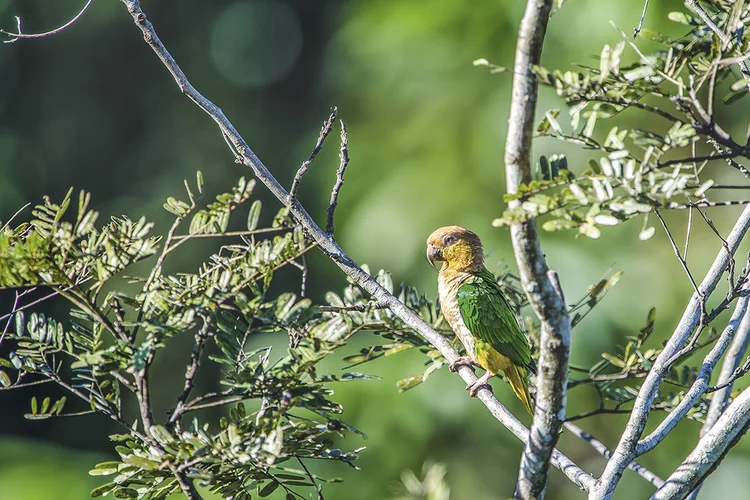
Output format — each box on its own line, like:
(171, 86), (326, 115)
(426, 225), (535, 414)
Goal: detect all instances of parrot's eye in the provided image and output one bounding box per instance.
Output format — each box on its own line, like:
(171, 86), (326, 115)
(442, 235), (458, 246)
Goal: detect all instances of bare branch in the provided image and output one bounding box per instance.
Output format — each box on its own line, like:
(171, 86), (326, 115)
(563, 421), (663, 488)
(171, 227), (290, 241)
(0, 202), (31, 232)
(167, 317), (211, 430)
(651, 385), (750, 499)
(504, 0), (571, 497)
(636, 297), (749, 455)
(688, 306), (750, 499)
(633, 0), (650, 38)
(326, 120), (350, 236)
(655, 211), (702, 298)
(592, 204), (750, 499)
(167, 462), (202, 500)
(289, 108), (337, 202)
(1, 0), (93, 43)
(657, 151), (746, 169)
(118, 0), (594, 491)
(319, 302), (388, 312)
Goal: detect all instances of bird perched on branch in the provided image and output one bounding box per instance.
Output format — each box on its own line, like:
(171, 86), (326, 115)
(426, 226), (535, 414)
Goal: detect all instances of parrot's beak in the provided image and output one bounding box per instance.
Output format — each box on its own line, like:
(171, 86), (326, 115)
(426, 244), (442, 267)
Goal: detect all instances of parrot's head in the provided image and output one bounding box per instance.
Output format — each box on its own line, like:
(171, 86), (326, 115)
(426, 226), (484, 273)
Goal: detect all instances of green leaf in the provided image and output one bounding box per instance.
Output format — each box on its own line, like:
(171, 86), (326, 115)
(638, 29), (672, 44)
(89, 462), (120, 476)
(578, 222), (601, 239)
(150, 425), (173, 445)
(639, 227), (656, 241)
(724, 90), (748, 105)
(667, 11), (693, 24)
(90, 483), (117, 498)
(541, 219), (579, 232)
(41, 396), (51, 414)
(196, 171), (204, 193)
(113, 488), (138, 499)
(14, 312), (25, 336)
(593, 215), (620, 226)
(397, 375), (423, 392)
(602, 353), (625, 368)
(247, 200), (262, 231)
(0, 370), (11, 388)
(695, 180), (714, 197)
(259, 481), (280, 497)
(730, 79), (750, 92)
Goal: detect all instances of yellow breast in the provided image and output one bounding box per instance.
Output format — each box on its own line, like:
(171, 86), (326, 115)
(437, 270), (476, 359)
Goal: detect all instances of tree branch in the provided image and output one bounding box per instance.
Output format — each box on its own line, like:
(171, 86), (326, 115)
(592, 204), (750, 499)
(167, 316), (211, 430)
(504, 1), (570, 498)
(168, 462), (202, 500)
(289, 108), (337, 202)
(563, 421), (663, 488)
(651, 385), (750, 499)
(118, 0), (595, 492)
(326, 120), (349, 236)
(636, 296), (749, 455)
(687, 305), (750, 499)
(0, 0), (93, 43)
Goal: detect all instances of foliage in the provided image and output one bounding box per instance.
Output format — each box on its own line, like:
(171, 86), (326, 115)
(492, 3), (750, 240)
(392, 461), (450, 500)
(0, 176), (374, 499)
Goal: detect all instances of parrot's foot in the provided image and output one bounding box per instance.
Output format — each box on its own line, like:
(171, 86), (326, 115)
(466, 372), (494, 397)
(449, 356), (476, 372)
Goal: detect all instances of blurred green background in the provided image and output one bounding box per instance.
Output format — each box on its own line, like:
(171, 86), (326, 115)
(2, 0), (750, 499)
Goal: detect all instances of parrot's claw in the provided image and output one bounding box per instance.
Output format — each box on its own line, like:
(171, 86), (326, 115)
(449, 356), (476, 372)
(466, 372), (494, 397)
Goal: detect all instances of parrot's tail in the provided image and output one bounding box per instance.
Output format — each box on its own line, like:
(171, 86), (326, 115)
(505, 364), (534, 415)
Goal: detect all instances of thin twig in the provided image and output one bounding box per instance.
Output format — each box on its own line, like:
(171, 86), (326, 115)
(633, 0), (650, 38)
(319, 302), (388, 312)
(0, 202), (31, 231)
(297, 457), (324, 500)
(685, 205), (693, 260)
(289, 108), (338, 202)
(1, 0), (93, 43)
(565, 407), (638, 422)
(326, 120), (349, 236)
(655, 211), (702, 298)
(694, 204), (735, 292)
(0, 378), (53, 391)
(657, 151), (743, 169)
(167, 317), (211, 429)
(0, 288), (63, 324)
(564, 421), (663, 487)
(167, 462), (202, 500)
(171, 227), (290, 240)
(299, 254), (308, 297)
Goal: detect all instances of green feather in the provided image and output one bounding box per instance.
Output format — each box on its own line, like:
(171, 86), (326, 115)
(456, 268), (533, 371)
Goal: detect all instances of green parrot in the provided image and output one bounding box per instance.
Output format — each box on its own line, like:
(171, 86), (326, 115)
(426, 225), (535, 413)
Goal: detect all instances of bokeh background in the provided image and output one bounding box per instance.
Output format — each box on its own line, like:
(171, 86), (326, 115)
(2, 0), (750, 499)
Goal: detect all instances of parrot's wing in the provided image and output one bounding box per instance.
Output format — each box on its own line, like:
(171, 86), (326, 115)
(456, 269), (533, 370)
